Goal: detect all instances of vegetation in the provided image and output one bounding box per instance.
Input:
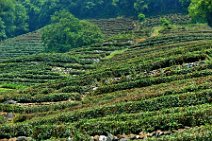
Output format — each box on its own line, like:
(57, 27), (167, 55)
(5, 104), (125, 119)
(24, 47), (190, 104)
(138, 13), (146, 22)
(0, 0), (190, 38)
(0, 0), (212, 141)
(42, 10), (103, 53)
(160, 18), (172, 29)
(0, 0), (28, 39)
(189, 0), (212, 26)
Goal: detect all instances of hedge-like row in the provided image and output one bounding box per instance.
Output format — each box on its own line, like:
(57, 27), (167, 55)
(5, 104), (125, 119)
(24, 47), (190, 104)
(0, 101), (80, 114)
(95, 69), (212, 95)
(147, 124), (212, 141)
(17, 89), (212, 126)
(133, 33), (212, 49)
(0, 93), (80, 103)
(77, 104), (212, 135)
(1, 104), (211, 139)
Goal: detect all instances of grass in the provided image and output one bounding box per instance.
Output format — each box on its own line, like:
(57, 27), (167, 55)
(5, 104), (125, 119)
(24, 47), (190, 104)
(0, 83), (27, 90)
(104, 48), (128, 59)
(0, 88), (12, 93)
(151, 26), (163, 37)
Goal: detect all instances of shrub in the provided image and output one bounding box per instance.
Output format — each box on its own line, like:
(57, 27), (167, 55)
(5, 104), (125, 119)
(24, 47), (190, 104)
(0, 115), (6, 124)
(160, 18), (172, 29)
(138, 13), (146, 22)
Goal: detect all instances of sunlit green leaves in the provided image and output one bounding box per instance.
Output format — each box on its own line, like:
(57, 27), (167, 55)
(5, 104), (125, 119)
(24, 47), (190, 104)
(42, 10), (103, 53)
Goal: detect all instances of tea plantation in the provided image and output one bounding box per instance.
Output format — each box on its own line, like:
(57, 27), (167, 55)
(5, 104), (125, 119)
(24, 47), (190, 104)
(0, 14), (212, 141)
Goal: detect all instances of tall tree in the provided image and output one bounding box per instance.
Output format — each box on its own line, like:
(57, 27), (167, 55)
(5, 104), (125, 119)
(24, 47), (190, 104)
(42, 10), (103, 53)
(14, 2), (29, 35)
(189, 0), (212, 26)
(0, 0), (16, 36)
(0, 17), (6, 40)
(0, 0), (28, 38)
(112, 0), (136, 16)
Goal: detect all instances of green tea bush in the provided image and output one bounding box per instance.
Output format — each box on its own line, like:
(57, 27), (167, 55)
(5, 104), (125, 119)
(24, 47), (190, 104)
(138, 13), (146, 22)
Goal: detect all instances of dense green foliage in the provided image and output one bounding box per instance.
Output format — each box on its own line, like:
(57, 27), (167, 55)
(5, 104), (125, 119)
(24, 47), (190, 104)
(1, 0), (211, 39)
(189, 0), (212, 26)
(138, 13), (146, 22)
(42, 11), (103, 53)
(0, 0), (189, 37)
(21, 0), (187, 30)
(0, 0), (28, 40)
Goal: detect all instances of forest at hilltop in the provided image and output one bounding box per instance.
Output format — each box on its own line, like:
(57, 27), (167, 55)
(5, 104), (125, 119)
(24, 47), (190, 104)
(1, 0), (212, 51)
(0, 0), (190, 39)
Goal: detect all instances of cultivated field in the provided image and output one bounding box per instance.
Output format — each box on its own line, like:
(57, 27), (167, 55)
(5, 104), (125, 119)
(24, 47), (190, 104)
(0, 14), (212, 141)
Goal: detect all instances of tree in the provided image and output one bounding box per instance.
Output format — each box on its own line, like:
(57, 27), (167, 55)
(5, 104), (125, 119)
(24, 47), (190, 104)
(112, 0), (136, 16)
(134, 0), (150, 13)
(180, 0), (190, 7)
(0, 17), (6, 40)
(134, 0), (185, 16)
(20, 0), (59, 31)
(189, 0), (212, 26)
(13, 2), (29, 35)
(0, 0), (28, 38)
(0, 0), (16, 36)
(42, 10), (103, 53)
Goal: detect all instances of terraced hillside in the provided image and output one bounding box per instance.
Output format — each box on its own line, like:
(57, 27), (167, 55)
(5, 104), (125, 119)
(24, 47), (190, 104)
(0, 15), (212, 141)
(0, 37), (134, 86)
(0, 30), (44, 61)
(141, 14), (192, 28)
(90, 18), (137, 37)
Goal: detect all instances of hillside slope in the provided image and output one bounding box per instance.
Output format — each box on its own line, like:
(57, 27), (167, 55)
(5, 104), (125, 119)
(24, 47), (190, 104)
(0, 15), (212, 140)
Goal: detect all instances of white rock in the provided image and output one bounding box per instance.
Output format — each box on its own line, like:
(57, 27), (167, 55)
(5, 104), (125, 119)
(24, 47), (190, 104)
(99, 135), (108, 141)
(92, 87), (98, 91)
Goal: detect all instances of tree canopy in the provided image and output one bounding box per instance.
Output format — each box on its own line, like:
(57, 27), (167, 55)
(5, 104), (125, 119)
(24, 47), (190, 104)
(19, 0), (189, 31)
(0, 0), (28, 40)
(42, 10), (103, 53)
(1, 0), (212, 39)
(189, 0), (212, 26)
(0, 0), (190, 38)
